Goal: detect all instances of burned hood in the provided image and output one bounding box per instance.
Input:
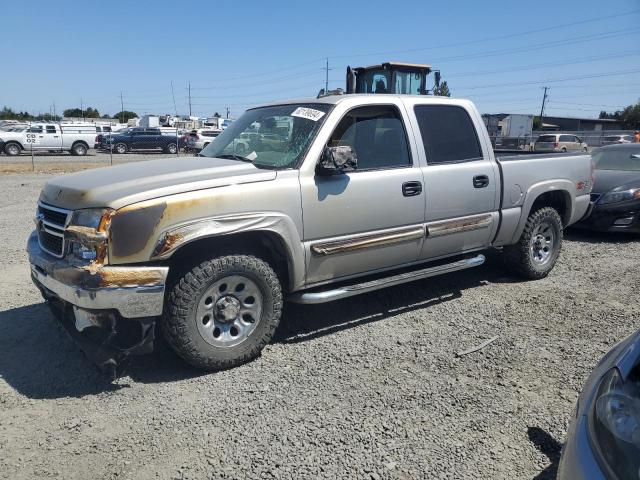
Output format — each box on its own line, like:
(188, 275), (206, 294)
(39, 157), (277, 210)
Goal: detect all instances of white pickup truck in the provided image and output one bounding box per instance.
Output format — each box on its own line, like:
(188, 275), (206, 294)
(1, 123), (95, 156)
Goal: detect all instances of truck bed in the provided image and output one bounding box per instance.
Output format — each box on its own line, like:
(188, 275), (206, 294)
(492, 152), (592, 246)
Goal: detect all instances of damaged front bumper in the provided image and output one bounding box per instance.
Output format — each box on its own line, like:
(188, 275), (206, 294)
(27, 231), (169, 372)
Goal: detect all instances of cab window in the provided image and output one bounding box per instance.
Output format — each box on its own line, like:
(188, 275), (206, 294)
(414, 105), (483, 164)
(328, 105), (411, 170)
(46, 126), (56, 134)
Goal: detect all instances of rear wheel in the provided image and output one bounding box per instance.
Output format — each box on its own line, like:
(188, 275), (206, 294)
(165, 143), (177, 154)
(561, 147), (567, 152)
(71, 142), (88, 156)
(162, 255), (283, 370)
(4, 143), (21, 156)
(503, 207), (563, 279)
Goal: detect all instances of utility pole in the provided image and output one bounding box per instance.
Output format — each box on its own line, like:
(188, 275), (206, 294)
(171, 81), (177, 117)
(539, 87), (549, 128)
(188, 81), (192, 117)
(80, 97), (84, 121)
(226, 107), (230, 119)
(53, 101), (56, 120)
(120, 91), (124, 124)
(324, 57), (332, 93)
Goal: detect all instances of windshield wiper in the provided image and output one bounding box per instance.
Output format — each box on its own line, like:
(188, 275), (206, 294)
(217, 154), (254, 163)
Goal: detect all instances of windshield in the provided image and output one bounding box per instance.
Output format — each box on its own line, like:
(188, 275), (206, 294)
(199, 103), (332, 169)
(593, 148), (640, 171)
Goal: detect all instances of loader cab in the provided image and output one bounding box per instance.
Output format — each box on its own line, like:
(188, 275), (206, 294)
(346, 62), (436, 95)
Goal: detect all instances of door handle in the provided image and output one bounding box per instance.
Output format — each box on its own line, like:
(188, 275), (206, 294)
(402, 181), (422, 197)
(473, 175), (489, 188)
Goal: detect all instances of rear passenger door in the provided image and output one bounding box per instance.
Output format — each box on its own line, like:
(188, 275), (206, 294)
(40, 125), (62, 150)
(412, 104), (499, 260)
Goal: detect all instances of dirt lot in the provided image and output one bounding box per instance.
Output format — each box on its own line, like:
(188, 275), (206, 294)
(1, 161), (639, 479)
(0, 151), (181, 173)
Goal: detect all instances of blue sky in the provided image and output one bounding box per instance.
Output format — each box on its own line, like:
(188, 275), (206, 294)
(1, 0), (639, 119)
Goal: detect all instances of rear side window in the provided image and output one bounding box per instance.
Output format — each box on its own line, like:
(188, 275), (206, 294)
(414, 105), (482, 164)
(46, 126), (56, 133)
(537, 135), (557, 142)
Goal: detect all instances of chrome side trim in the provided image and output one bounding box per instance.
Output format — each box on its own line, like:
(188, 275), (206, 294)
(426, 213), (493, 238)
(310, 225), (425, 256)
(289, 254), (485, 304)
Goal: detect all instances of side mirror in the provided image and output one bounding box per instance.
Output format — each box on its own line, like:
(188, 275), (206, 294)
(316, 146), (358, 176)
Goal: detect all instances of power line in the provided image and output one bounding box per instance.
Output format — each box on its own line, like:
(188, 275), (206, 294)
(455, 68), (640, 91)
(330, 8), (640, 59)
(446, 50), (640, 79)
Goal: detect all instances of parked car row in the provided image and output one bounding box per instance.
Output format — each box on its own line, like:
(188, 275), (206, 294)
(97, 127), (186, 154)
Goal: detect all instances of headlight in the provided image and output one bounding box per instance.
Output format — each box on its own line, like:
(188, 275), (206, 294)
(68, 208), (114, 261)
(599, 187), (640, 205)
(588, 368), (640, 479)
(70, 208), (113, 230)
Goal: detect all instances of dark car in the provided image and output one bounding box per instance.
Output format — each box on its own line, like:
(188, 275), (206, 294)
(558, 329), (640, 479)
(99, 127), (185, 154)
(578, 144), (640, 233)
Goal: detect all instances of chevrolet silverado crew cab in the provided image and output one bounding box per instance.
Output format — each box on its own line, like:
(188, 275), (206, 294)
(2, 123), (95, 156)
(28, 95), (593, 372)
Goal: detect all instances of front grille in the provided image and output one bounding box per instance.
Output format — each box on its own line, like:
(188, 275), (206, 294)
(590, 193), (601, 203)
(39, 204), (69, 225)
(37, 203), (71, 257)
(40, 229), (64, 255)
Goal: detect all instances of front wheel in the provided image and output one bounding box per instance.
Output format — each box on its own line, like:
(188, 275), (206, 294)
(162, 255), (283, 370)
(114, 143), (127, 154)
(503, 207), (563, 279)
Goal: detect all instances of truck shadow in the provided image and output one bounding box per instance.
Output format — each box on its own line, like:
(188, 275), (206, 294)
(275, 262), (518, 344)
(0, 262), (516, 397)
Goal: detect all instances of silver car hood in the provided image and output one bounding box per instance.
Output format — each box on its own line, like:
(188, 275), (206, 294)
(39, 157), (277, 210)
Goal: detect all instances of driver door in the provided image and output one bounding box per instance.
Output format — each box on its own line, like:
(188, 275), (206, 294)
(300, 104), (425, 285)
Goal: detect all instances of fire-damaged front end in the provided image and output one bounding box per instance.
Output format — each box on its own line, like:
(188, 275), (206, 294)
(28, 202), (168, 374)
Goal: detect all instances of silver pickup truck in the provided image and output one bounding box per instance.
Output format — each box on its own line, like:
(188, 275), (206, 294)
(28, 95), (593, 372)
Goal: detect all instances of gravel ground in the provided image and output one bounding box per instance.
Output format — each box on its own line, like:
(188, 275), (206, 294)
(1, 169), (639, 480)
(0, 151), (188, 173)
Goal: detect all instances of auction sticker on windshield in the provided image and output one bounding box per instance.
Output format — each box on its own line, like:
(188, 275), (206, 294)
(291, 107), (325, 121)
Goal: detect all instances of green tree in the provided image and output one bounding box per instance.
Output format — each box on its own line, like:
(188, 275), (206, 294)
(63, 108), (82, 118)
(433, 80), (451, 97)
(112, 110), (139, 123)
(620, 103), (640, 129)
(84, 107), (100, 118)
(213, 112), (221, 118)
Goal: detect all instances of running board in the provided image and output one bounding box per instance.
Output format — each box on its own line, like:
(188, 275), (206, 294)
(288, 254), (485, 304)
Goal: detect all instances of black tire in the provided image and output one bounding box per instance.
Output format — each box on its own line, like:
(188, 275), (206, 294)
(503, 207), (563, 279)
(71, 142), (88, 156)
(162, 255), (283, 370)
(164, 143), (178, 154)
(114, 143), (127, 154)
(561, 147), (567, 152)
(4, 142), (21, 156)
